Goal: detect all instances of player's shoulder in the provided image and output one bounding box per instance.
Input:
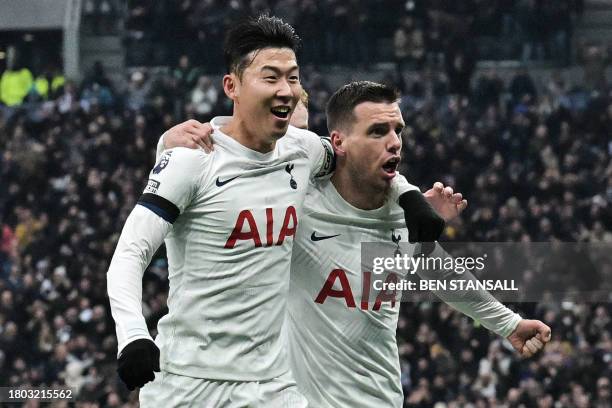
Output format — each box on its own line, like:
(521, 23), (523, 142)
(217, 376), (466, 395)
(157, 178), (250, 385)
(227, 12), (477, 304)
(282, 126), (334, 167)
(303, 179), (331, 211)
(159, 147), (211, 164)
(282, 125), (322, 145)
(152, 147), (212, 176)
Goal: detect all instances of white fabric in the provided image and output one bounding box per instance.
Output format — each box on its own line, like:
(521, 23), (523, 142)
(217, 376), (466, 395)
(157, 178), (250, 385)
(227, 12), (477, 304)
(414, 242), (523, 339)
(286, 179), (411, 407)
(110, 116), (334, 382)
(107, 205), (172, 355)
(139, 370), (308, 408)
(286, 179), (521, 407)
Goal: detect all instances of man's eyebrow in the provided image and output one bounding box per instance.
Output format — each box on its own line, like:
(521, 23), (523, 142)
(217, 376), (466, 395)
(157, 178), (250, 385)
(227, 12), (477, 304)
(366, 122), (390, 133)
(260, 65), (299, 74)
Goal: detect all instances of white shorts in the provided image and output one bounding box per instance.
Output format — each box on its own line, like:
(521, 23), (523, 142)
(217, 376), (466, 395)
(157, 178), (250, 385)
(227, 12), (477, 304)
(139, 370), (308, 408)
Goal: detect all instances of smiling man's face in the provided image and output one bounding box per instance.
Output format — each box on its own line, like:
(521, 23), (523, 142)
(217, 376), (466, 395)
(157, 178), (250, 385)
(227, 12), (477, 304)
(229, 47), (301, 143)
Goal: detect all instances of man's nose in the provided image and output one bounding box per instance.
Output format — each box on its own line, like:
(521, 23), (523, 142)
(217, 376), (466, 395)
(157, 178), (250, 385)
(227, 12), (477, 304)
(276, 79), (292, 99)
(388, 133), (402, 153)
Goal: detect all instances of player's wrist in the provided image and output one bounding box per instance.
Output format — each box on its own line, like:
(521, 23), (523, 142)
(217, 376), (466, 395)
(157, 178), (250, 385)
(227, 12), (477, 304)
(503, 315), (523, 339)
(117, 332), (155, 357)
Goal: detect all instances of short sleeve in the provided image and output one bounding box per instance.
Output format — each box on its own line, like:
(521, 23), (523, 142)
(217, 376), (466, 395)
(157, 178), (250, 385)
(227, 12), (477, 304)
(138, 147), (210, 223)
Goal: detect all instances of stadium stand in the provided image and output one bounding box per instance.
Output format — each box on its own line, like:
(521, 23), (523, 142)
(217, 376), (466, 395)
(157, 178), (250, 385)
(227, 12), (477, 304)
(0, 0), (610, 406)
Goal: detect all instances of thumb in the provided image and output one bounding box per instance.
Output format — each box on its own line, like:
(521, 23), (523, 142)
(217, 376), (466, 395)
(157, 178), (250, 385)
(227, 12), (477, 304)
(536, 323), (552, 342)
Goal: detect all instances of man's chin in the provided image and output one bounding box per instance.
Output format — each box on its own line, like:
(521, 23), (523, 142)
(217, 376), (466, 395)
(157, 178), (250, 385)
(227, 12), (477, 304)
(270, 123), (290, 139)
(270, 129), (287, 140)
(369, 180), (392, 205)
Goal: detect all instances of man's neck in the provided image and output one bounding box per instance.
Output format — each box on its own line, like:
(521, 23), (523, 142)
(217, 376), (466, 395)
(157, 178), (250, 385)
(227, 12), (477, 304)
(221, 117), (275, 153)
(330, 169), (386, 210)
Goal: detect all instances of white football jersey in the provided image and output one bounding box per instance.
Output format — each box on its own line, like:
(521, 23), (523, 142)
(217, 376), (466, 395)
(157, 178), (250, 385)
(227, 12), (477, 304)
(145, 117), (334, 381)
(286, 179), (415, 407)
(286, 179), (523, 407)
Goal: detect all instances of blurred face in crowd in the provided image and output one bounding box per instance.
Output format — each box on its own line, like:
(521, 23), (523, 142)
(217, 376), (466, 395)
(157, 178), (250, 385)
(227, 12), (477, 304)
(223, 47), (301, 150)
(332, 101), (403, 195)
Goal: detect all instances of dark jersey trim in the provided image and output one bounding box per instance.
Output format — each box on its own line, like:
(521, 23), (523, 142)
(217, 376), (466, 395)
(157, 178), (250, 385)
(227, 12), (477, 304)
(137, 193), (180, 224)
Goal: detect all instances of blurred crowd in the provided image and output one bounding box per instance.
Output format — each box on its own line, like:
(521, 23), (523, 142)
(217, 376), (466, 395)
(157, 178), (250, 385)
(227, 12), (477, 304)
(124, 0), (583, 68)
(1, 20), (612, 408)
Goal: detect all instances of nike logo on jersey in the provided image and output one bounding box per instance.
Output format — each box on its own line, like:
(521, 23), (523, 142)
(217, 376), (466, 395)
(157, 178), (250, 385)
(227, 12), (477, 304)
(310, 231), (341, 241)
(215, 176), (239, 187)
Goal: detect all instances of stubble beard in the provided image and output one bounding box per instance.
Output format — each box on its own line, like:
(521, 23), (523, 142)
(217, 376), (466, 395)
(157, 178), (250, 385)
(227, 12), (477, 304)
(348, 162), (392, 206)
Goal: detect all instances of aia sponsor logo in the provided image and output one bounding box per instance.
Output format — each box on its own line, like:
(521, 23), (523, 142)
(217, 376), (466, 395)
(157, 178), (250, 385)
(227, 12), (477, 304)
(224, 206), (298, 248)
(314, 269), (398, 311)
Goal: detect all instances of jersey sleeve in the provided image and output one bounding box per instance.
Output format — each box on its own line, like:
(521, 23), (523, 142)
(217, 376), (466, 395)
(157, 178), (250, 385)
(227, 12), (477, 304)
(107, 205), (172, 355)
(298, 129), (335, 178)
(391, 173), (420, 202)
(138, 147), (210, 223)
(413, 242), (523, 338)
(155, 132), (167, 161)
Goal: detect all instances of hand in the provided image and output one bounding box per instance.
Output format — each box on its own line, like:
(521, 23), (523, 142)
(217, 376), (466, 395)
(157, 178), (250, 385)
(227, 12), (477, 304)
(164, 120), (214, 153)
(424, 182), (468, 222)
(117, 338), (160, 390)
(398, 190), (446, 242)
(507, 319), (552, 358)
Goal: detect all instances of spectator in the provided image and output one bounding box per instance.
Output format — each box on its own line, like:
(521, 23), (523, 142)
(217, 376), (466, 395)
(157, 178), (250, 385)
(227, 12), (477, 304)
(445, 41), (476, 97)
(125, 70), (150, 112)
(0, 64), (33, 107)
(548, 0), (573, 65)
(473, 68), (504, 110)
(394, 17), (426, 71)
(172, 55), (201, 98)
(581, 44), (610, 91)
(187, 76), (218, 118)
(517, 0), (547, 61)
(509, 66), (538, 106)
(121, 1), (581, 66)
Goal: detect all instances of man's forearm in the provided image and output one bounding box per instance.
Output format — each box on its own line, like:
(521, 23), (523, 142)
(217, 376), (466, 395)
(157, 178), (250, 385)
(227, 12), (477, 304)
(414, 242), (521, 338)
(444, 297), (522, 338)
(107, 205), (171, 355)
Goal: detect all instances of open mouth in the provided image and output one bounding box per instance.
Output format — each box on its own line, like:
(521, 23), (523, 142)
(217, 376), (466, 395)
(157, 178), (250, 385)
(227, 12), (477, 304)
(382, 157), (400, 174)
(271, 106), (291, 119)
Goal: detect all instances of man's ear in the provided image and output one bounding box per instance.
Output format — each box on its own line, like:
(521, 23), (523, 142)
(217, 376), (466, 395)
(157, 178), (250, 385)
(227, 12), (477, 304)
(330, 130), (346, 157)
(223, 73), (239, 101)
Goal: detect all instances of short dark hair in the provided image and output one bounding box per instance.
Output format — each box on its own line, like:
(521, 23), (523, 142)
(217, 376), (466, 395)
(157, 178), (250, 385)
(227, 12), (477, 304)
(224, 15), (301, 78)
(326, 81), (399, 133)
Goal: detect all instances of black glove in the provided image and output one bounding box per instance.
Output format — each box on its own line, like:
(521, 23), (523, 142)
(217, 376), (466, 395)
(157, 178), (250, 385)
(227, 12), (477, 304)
(117, 338), (160, 390)
(398, 190), (445, 243)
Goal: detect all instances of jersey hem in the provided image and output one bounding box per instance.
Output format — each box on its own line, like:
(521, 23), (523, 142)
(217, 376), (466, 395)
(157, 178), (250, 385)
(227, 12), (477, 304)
(160, 363), (290, 382)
